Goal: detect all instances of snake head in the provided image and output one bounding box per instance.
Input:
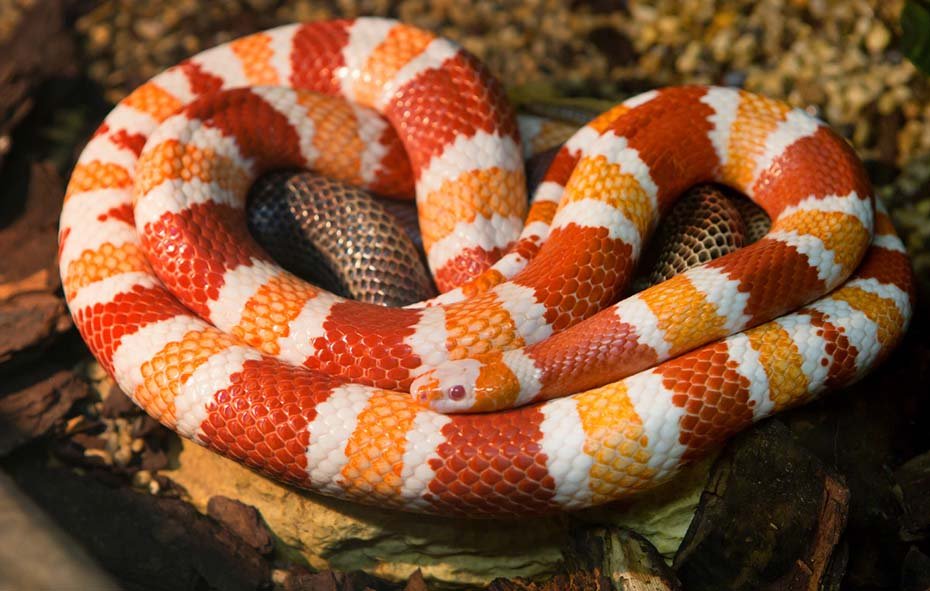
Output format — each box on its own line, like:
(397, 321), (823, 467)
(410, 359), (483, 413)
(410, 355), (524, 413)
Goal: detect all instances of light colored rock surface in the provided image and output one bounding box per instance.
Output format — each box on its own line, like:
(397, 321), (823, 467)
(166, 439), (710, 588)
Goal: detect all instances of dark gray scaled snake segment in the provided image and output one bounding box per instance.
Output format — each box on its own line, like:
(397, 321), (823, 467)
(248, 171), (436, 307)
(247, 171), (770, 304)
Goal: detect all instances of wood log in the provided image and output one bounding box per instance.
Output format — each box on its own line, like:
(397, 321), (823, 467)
(278, 567), (404, 591)
(673, 420), (849, 590)
(565, 526), (681, 590)
(901, 546), (930, 591)
(780, 327), (930, 588)
(487, 526), (680, 591)
(895, 452), (930, 542)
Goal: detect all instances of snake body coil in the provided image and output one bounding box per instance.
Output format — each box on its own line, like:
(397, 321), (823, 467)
(248, 171), (435, 306)
(60, 18), (914, 515)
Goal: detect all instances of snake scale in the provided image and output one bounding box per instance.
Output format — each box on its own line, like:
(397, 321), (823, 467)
(60, 18), (915, 516)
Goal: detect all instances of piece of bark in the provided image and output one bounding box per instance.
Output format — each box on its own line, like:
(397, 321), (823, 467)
(0, 161), (65, 291)
(901, 546), (930, 591)
(0, 1), (85, 372)
(8, 460), (269, 591)
(895, 452), (930, 541)
(404, 569), (430, 591)
(781, 327), (930, 589)
(0, 470), (120, 591)
(280, 568), (401, 591)
(487, 529), (685, 591)
(486, 573), (613, 591)
(673, 420), (849, 590)
(0, 0), (79, 169)
(0, 292), (71, 370)
(565, 526), (681, 590)
(0, 365), (88, 455)
(100, 384), (139, 418)
(0, 161), (72, 372)
(207, 495), (275, 555)
(140, 443), (169, 472)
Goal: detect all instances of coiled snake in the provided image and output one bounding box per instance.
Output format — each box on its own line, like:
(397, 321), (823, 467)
(60, 18), (915, 515)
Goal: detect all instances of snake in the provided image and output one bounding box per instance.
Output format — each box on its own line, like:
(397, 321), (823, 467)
(245, 156), (767, 305)
(59, 17), (915, 516)
(248, 170), (436, 307)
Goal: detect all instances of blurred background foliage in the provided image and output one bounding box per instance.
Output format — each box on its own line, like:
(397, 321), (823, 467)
(903, 0), (930, 75)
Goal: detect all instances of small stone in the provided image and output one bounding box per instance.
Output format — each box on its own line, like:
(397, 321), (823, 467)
(656, 15), (679, 36)
(84, 448), (113, 464)
(676, 41), (702, 74)
(271, 568), (289, 586)
(132, 470), (152, 489)
(133, 19), (165, 41)
(84, 362), (109, 383)
(865, 21), (890, 54)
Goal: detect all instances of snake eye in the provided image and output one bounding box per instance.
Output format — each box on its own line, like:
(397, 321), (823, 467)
(447, 385), (466, 401)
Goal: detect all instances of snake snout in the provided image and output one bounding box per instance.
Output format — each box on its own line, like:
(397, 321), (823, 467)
(410, 359), (483, 413)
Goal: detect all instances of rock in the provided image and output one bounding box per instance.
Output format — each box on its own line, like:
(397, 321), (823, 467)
(673, 420), (850, 590)
(165, 438), (708, 589)
(207, 495), (275, 555)
(7, 459), (270, 591)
